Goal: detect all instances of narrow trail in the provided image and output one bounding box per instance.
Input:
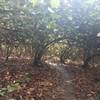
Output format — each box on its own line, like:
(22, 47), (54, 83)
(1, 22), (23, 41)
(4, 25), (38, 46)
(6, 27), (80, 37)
(49, 63), (76, 100)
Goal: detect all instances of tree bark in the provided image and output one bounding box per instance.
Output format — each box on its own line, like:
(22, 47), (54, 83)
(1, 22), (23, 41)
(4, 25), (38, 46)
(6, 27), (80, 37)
(33, 48), (45, 66)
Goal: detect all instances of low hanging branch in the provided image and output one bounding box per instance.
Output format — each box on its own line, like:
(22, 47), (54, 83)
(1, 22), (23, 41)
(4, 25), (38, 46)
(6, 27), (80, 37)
(45, 35), (78, 49)
(45, 36), (66, 48)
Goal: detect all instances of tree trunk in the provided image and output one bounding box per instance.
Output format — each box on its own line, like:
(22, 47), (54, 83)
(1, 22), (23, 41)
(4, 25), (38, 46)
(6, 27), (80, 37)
(82, 54), (100, 68)
(33, 56), (42, 65)
(5, 45), (13, 63)
(33, 48), (45, 66)
(60, 56), (65, 64)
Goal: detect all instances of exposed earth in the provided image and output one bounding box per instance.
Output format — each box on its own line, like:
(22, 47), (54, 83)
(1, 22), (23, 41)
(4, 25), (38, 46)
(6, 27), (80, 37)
(0, 59), (100, 100)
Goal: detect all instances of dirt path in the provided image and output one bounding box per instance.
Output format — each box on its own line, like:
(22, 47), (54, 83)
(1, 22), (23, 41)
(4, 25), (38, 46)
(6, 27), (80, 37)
(48, 63), (76, 100)
(0, 61), (76, 100)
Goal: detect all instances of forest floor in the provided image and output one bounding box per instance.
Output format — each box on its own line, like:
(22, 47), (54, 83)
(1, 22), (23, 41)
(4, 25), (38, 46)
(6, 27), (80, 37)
(0, 59), (100, 100)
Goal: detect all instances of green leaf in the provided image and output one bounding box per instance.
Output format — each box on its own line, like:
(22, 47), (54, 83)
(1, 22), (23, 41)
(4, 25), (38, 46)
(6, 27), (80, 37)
(7, 85), (16, 92)
(0, 88), (7, 96)
(31, 0), (39, 6)
(0, 91), (5, 96)
(50, 0), (60, 8)
(7, 83), (20, 93)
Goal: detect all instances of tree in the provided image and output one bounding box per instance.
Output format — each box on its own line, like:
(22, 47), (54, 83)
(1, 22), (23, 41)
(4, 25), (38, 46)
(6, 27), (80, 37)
(0, 0), (66, 65)
(0, 0), (99, 67)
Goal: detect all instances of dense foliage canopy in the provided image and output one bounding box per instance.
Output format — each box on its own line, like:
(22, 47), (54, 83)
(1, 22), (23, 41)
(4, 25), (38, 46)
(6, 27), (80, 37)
(0, 0), (100, 65)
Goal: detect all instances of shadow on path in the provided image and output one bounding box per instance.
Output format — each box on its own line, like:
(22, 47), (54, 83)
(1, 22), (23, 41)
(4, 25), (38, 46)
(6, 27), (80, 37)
(48, 62), (76, 100)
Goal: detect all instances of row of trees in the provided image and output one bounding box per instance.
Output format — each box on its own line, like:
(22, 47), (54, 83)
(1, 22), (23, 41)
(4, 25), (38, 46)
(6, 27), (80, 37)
(0, 0), (100, 66)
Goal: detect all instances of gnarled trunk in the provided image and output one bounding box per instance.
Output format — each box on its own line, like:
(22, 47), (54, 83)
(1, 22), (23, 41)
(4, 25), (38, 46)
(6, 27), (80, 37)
(33, 47), (46, 66)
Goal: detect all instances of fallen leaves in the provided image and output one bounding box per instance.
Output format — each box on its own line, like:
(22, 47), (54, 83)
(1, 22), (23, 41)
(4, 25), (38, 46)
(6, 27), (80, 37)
(0, 61), (99, 100)
(0, 64), (59, 99)
(73, 67), (100, 100)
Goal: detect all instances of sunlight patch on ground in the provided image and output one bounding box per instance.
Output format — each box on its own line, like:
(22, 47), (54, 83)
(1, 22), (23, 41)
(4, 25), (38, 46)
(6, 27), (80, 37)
(45, 61), (57, 66)
(0, 57), (31, 60)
